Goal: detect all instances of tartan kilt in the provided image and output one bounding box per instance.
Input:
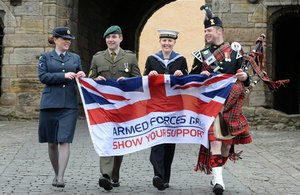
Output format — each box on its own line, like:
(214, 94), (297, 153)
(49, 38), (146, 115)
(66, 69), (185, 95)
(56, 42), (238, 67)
(208, 123), (252, 145)
(194, 124), (252, 175)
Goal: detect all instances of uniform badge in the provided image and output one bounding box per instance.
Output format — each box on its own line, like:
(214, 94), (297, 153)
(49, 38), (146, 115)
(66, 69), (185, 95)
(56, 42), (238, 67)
(124, 63), (129, 72)
(204, 50), (209, 55)
(236, 52), (243, 59)
(225, 52), (231, 62)
(67, 30), (70, 35)
(210, 19), (215, 25)
(38, 62), (43, 68)
(191, 50), (203, 63)
(231, 42), (241, 52)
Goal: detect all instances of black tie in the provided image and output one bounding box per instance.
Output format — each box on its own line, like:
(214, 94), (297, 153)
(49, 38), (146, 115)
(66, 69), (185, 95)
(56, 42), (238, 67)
(60, 53), (64, 60)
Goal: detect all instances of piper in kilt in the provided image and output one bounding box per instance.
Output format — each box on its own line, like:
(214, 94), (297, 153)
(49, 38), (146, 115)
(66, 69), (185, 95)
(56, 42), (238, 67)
(190, 4), (252, 195)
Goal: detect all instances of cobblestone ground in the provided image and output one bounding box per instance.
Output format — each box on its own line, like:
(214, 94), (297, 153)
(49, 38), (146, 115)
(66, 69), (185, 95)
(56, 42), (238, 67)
(0, 119), (299, 194)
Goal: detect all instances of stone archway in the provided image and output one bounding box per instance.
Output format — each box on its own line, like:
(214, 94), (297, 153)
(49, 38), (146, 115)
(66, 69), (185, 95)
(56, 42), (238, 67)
(74, 0), (176, 116)
(268, 6), (300, 114)
(77, 0), (176, 74)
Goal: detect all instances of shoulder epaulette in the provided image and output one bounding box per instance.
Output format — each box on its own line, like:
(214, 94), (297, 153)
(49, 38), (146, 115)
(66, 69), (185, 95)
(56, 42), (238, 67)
(94, 51), (105, 56)
(124, 50), (136, 54)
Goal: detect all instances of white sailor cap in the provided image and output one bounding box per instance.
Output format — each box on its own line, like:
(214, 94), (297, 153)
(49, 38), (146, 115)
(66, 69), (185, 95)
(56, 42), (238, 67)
(157, 29), (179, 40)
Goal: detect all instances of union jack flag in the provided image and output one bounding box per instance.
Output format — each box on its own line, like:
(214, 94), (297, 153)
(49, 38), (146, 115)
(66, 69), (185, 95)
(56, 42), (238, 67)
(77, 74), (236, 156)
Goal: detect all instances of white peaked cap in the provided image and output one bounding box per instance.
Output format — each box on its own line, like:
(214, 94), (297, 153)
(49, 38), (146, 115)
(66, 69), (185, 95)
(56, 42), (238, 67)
(157, 29), (179, 39)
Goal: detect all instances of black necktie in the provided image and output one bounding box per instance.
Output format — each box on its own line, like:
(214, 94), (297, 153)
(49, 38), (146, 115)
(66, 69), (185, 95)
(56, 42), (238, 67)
(60, 53), (64, 60)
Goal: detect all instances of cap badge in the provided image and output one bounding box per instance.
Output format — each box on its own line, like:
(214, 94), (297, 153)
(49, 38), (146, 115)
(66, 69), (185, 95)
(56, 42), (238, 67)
(210, 19), (215, 25)
(67, 30), (70, 35)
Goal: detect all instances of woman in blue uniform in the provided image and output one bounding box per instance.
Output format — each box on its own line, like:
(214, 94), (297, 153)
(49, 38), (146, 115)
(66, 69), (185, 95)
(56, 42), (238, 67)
(38, 27), (86, 188)
(144, 29), (188, 191)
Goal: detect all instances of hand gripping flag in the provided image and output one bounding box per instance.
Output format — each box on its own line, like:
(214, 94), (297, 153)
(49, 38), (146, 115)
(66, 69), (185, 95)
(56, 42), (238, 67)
(76, 74), (236, 156)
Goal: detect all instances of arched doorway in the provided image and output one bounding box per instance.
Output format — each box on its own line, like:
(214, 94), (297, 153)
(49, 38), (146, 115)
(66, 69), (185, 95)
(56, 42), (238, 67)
(75, 0), (178, 115)
(273, 10), (300, 114)
(77, 0), (176, 73)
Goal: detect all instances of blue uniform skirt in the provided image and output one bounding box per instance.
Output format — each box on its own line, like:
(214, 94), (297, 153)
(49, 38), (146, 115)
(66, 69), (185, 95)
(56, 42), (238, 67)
(38, 108), (78, 145)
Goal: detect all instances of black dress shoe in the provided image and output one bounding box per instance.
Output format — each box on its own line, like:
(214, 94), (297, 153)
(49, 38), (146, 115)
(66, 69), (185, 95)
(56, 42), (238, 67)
(52, 179), (57, 186)
(56, 181), (65, 188)
(99, 176), (113, 191)
(153, 176), (166, 191)
(213, 183), (224, 194)
(111, 180), (120, 187)
(165, 183), (169, 188)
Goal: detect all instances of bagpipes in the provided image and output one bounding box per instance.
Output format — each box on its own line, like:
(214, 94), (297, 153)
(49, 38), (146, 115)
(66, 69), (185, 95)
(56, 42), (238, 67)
(240, 34), (290, 93)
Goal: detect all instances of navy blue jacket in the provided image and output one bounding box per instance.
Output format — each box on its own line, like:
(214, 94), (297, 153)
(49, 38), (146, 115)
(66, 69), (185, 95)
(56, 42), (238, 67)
(143, 51), (189, 75)
(38, 49), (83, 110)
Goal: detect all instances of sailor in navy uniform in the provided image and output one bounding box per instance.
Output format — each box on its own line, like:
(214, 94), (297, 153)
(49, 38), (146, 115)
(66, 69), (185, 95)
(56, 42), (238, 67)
(144, 29), (188, 76)
(38, 27), (86, 188)
(143, 29), (188, 191)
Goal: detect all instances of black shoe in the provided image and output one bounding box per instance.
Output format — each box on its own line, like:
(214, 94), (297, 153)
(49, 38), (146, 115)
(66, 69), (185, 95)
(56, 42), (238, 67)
(165, 183), (169, 188)
(111, 180), (120, 187)
(213, 183), (224, 194)
(52, 179), (57, 186)
(56, 181), (65, 188)
(153, 176), (166, 191)
(99, 176), (113, 191)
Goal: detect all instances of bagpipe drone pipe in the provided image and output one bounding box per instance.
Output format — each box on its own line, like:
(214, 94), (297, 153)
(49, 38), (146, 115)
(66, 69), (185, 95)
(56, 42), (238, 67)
(240, 34), (290, 94)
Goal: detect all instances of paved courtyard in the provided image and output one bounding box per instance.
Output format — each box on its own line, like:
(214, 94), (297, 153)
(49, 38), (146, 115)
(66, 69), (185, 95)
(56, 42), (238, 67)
(0, 119), (299, 194)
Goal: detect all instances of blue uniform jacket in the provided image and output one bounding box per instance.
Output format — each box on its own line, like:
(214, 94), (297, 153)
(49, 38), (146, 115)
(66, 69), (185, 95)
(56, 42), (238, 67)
(38, 49), (83, 110)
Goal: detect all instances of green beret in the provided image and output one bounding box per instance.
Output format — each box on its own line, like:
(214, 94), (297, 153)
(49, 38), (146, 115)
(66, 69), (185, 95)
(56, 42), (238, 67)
(103, 25), (122, 38)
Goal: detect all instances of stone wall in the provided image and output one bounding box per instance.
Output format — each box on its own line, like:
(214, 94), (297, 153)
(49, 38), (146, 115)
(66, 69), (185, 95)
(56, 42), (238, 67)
(0, 0), (78, 120)
(244, 107), (300, 131)
(0, 0), (44, 120)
